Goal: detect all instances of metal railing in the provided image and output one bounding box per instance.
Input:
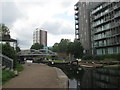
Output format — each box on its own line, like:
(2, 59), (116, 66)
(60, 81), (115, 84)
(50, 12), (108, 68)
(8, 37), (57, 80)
(0, 53), (13, 70)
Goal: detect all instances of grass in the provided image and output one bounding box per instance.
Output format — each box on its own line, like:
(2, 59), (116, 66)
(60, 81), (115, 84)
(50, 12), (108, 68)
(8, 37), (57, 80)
(15, 64), (24, 72)
(104, 64), (120, 68)
(42, 60), (70, 63)
(2, 70), (15, 85)
(1, 64), (24, 85)
(100, 58), (119, 62)
(53, 60), (65, 63)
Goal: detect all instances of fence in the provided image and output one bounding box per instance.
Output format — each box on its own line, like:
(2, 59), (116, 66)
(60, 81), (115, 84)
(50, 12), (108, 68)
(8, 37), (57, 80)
(0, 53), (13, 70)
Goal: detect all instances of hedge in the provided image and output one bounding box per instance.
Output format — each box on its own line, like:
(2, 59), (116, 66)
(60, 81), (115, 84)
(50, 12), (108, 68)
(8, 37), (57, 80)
(82, 53), (120, 61)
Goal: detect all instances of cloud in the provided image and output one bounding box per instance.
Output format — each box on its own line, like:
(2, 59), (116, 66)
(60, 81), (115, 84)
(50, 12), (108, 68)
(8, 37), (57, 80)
(1, 1), (23, 27)
(48, 33), (74, 46)
(41, 18), (74, 35)
(2, 0), (78, 49)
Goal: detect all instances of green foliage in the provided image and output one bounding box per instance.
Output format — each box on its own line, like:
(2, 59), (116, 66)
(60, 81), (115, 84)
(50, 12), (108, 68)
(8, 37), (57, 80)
(15, 63), (24, 72)
(2, 43), (17, 68)
(104, 65), (120, 68)
(16, 46), (21, 52)
(52, 39), (83, 59)
(52, 43), (59, 52)
(82, 54), (93, 60)
(82, 53), (120, 61)
(30, 43), (44, 50)
(42, 60), (69, 63)
(0, 24), (10, 37)
(58, 39), (70, 53)
(2, 70), (15, 85)
(72, 41), (83, 58)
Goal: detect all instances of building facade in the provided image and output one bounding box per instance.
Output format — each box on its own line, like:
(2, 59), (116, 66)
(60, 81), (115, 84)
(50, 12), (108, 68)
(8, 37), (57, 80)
(74, 1), (98, 54)
(74, 1), (120, 55)
(33, 28), (47, 46)
(90, 2), (120, 55)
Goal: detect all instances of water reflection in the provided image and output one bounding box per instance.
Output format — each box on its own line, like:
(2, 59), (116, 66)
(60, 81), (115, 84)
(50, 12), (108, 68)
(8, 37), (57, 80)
(50, 64), (84, 89)
(50, 64), (120, 89)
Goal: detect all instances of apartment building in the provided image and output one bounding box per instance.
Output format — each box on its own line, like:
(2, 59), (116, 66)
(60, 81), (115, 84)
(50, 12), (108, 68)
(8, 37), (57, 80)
(74, 1), (98, 53)
(90, 2), (120, 55)
(33, 28), (47, 46)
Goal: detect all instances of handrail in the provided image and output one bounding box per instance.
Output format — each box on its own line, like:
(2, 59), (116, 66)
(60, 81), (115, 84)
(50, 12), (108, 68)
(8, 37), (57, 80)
(0, 53), (13, 69)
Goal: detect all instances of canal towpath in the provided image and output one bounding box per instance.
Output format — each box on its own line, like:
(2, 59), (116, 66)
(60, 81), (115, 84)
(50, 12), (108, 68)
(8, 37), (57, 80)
(3, 63), (68, 88)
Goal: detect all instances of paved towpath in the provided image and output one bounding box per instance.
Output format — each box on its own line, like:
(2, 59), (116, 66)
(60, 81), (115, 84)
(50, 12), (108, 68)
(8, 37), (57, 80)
(3, 63), (60, 88)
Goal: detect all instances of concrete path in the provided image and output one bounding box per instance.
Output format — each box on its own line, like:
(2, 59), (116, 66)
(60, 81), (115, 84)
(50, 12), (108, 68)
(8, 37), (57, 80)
(3, 63), (60, 88)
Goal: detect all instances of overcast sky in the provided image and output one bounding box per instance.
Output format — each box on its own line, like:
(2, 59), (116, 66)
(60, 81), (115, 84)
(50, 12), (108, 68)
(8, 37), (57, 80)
(1, 0), (79, 49)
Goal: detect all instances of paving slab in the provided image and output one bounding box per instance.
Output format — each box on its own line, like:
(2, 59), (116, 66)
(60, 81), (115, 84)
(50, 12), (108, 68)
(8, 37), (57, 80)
(3, 63), (60, 88)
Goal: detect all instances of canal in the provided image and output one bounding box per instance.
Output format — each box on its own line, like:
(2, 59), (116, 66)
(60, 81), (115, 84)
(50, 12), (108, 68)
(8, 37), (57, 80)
(49, 64), (120, 89)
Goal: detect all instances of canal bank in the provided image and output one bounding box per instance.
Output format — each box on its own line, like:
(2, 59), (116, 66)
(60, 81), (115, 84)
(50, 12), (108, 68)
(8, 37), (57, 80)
(54, 67), (69, 88)
(2, 63), (69, 88)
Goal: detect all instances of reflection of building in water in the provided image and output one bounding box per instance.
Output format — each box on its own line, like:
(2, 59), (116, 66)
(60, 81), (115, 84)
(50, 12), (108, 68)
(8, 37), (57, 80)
(92, 67), (120, 88)
(80, 68), (94, 88)
(80, 67), (120, 88)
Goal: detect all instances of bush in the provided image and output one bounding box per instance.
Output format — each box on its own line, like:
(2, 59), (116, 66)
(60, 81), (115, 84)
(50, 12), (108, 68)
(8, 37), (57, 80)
(2, 70), (15, 85)
(2, 43), (17, 68)
(82, 53), (120, 61)
(82, 54), (93, 60)
(15, 64), (24, 72)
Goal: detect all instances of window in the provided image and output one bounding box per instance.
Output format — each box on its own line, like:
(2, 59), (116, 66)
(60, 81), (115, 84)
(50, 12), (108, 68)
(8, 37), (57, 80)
(108, 47), (113, 54)
(86, 19), (88, 23)
(97, 49), (102, 55)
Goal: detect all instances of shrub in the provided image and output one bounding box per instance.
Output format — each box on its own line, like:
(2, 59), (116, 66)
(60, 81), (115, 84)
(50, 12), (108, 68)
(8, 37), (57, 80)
(2, 70), (15, 84)
(82, 54), (93, 60)
(15, 63), (24, 72)
(2, 43), (17, 68)
(82, 53), (120, 61)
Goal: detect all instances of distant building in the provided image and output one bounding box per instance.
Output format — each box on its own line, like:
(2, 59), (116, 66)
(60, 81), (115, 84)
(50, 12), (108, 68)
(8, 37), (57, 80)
(33, 28), (47, 46)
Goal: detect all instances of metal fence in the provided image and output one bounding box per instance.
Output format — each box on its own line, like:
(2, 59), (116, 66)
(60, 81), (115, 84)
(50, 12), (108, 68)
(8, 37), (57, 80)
(0, 53), (13, 70)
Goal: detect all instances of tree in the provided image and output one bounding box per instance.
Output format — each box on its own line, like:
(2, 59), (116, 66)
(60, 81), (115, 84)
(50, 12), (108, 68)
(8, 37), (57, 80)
(2, 42), (17, 68)
(67, 41), (83, 59)
(52, 43), (59, 52)
(15, 39), (21, 52)
(72, 41), (83, 58)
(67, 42), (74, 55)
(52, 39), (84, 59)
(58, 39), (70, 53)
(0, 24), (10, 37)
(30, 43), (44, 50)
(16, 46), (21, 52)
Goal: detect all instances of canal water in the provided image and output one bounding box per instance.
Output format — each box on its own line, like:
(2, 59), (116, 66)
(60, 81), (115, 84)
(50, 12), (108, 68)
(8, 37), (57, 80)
(50, 64), (120, 89)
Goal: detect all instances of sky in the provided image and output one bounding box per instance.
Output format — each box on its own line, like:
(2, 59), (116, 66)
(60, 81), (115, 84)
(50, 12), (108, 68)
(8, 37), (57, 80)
(1, 0), (79, 49)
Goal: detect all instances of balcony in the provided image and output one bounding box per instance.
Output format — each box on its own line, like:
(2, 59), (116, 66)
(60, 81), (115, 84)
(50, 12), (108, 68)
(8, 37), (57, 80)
(75, 11), (79, 15)
(75, 32), (79, 35)
(76, 38), (80, 41)
(75, 16), (79, 20)
(92, 2), (112, 15)
(75, 22), (79, 25)
(74, 6), (79, 11)
(75, 27), (79, 30)
(95, 42), (120, 49)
